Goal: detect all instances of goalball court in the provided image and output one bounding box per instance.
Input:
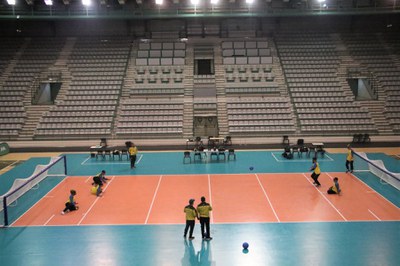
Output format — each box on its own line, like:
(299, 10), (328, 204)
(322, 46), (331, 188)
(0, 150), (399, 266)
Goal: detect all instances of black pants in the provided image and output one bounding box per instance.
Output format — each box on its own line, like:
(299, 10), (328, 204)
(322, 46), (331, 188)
(199, 217), (211, 238)
(346, 160), (354, 172)
(130, 155), (137, 168)
(63, 202), (77, 212)
(184, 220), (195, 238)
(327, 188), (338, 194)
(311, 172), (321, 186)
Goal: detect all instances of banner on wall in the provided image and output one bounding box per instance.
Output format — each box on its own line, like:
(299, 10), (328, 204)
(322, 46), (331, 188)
(0, 142), (10, 156)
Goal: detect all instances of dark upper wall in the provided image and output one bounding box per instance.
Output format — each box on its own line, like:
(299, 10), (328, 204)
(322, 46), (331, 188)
(0, 14), (399, 38)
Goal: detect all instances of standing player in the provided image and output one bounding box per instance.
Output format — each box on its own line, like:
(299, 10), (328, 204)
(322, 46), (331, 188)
(61, 189), (79, 215)
(197, 196), (213, 240)
(128, 143), (138, 169)
(184, 199), (198, 240)
(345, 145), (354, 173)
(310, 157), (321, 187)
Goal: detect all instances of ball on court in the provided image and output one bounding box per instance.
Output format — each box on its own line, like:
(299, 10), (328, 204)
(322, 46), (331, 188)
(242, 242), (249, 249)
(249, 167), (254, 171)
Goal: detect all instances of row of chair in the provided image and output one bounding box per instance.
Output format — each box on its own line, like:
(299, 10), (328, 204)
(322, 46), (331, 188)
(183, 149), (236, 163)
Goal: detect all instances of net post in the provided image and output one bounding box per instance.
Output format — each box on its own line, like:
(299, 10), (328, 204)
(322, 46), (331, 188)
(3, 196), (9, 226)
(63, 155), (67, 175)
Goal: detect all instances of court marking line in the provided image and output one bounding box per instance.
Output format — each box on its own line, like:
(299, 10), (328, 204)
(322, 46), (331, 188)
(302, 173), (347, 221)
(271, 152), (334, 163)
(81, 156), (91, 165)
(255, 173), (280, 223)
(10, 176), (68, 227)
(136, 154), (143, 164)
(326, 173), (335, 181)
(80, 154), (143, 166)
(43, 214), (55, 225)
(77, 176), (115, 226)
(349, 172), (400, 209)
(14, 219), (400, 228)
(85, 176), (92, 183)
(208, 174), (214, 224)
(368, 209), (381, 221)
(144, 175), (163, 224)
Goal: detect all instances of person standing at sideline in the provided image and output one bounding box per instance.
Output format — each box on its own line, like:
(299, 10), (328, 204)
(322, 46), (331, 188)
(61, 189), (79, 215)
(184, 199), (198, 240)
(327, 177), (341, 195)
(310, 157), (321, 187)
(197, 196), (213, 240)
(345, 144), (354, 173)
(128, 143), (138, 169)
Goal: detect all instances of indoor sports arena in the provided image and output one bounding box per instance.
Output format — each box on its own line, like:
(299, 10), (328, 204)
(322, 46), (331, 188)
(0, 1), (399, 265)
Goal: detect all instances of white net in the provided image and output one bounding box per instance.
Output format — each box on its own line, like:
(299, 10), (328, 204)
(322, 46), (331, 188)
(354, 151), (400, 190)
(0, 156), (66, 212)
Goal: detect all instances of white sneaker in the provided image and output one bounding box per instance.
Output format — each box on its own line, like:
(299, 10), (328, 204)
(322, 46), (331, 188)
(61, 211), (65, 215)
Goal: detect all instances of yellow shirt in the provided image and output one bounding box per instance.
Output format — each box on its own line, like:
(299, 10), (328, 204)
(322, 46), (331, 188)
(128, 146), (138, 156)
(184, 205), (197, 221)
(91, 185), (99, 195)
(314, 162), (321, 174)
(347, 149), (353, 161)
(197, 203), (212, 218)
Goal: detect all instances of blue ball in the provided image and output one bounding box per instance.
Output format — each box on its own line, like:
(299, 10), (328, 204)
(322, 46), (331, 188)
(242, 242), (249, 249)
(249, 167), (254, 171)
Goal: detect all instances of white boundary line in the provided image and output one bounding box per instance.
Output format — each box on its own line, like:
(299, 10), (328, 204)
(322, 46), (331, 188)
(368, 209), (381, 221)
(271, 152), (334, 163)
(271, 152), (279, 162)
(349, 172), (400, 209)
(255, 173), (280, 223)
(12, 219), (400, 228)
(325, 173), (335, 181)
(81, 156), (91, 165)
(208, 174), (214, 224)
(81, 154), (143, 166)
(302, 173), (347, 221)
(84, 176), (92, 183)
(144, 175), (163, 224)
(77, 176), (115, 226)
(10, 176), (68, 227)
(43, 214), (55, 225)
(136, 154), (143, 164)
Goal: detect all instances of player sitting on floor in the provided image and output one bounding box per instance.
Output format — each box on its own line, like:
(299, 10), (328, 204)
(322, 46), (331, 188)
(61, 189), (79, 214)
(327, 177), (341, 195)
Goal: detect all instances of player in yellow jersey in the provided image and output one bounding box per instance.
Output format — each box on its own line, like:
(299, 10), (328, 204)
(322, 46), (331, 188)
(61, 189), (78, 215)
(197, 196), (213, 240)
(184, 199), (198, 240)
(310, 157), (321, 187)
(128, 143), (138, 169)
(327, 177), (341, 195)
(345, 144), (354, 173)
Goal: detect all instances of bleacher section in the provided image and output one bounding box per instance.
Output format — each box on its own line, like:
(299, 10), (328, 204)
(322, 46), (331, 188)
(116, 98), (184, 136)
(0, 33), (399, 140)
(226, 97), (296, 135)
(343, 33), (400, 133)
(35, 37), (130, 139)
(0, 38), (64, 140)
(276, 33), (376, 135)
